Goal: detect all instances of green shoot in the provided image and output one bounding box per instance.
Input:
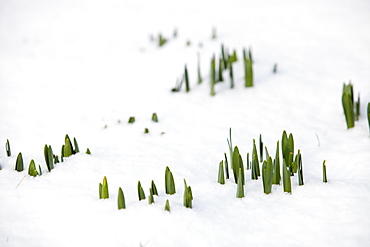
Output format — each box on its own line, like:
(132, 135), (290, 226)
(224, 153), (230, 179)
(282, 159), (292, 193)
(86, 148), (91, 154)
(246, 153), (250, 170)
(197, 53), (202, 84)
(158, 33), (167, 47)
(218, 160), (225, 184)
(165, 199), (171, 212)
(28, 159), (38, 177)
(355, 93), (360, 121)
(323, 160), (327, 183)
(342, 83), (355, 129)
(227, 128), (233, 172)
(144, 128), (149, 134)
(148, 188), (154, 204)
(184, 65), (190, 92)
(38, 165), (42, 175)
(232, 146), (240, 183)
(218, 57), (223, 82)
(229, 56), (234, 89)
(63, 135), (73, 158)
(15, 152), (24, 172)
(165, 166), (176, 195)
(221, 44), (227, 69)
(298, 151), (304, 185)
(100, 176), (109, 199)
(151, 180), (158, 196)
(118, 187), (126, 209)
(243, 48), (253, 87)
(138, 181), (146, 201)
(152, 113), (158, 122)
(183, 179), (193, 208)
(259, 134), (263, 161)
(128, 117), (135, 124)
(236, 168), (245, 198)
(262, 157), (273, 194)
(73, 138), (79, 153)
(5, 139), (11, 156)
(210, 55), (216, 96)
(272, 141), (281, 185)
(44, 145), (54, 172)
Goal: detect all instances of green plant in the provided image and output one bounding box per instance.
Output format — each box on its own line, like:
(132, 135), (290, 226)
(165, 199), (171, 212)
(229, 57), (234, 89)
(184, 65), (190, 92)
(262, 157), (273, 194)
(232, 146), (244, 184)
(73, 138), (79, 153)
(86, 148), (91, 154)
(243, 48), (253, 87)
(218, 57), (224, 82)
(236, 168), (245, 198)
(63, 135), (73, 158)
(323, 160), (327, 183)
(151, 180), (158, 195)
(218, 160), (225, 184)
(44, 145), (54, 172)
(28, 159), (38, 177)
(38, 165), (42, 175)
(282, 131), (294, 175)
(148, 188), (155, 204)
(183, 179), (193, 208)
(259, 134), (263, 161)
(272, 141), (281, 185)
(118, 187), (126, 209)
(152, 113), (158, 122)
(128, 117), (135, 124)
(342, 83), (355, 129)
(144, 128), (149, 134)
(210, 56), (216, 96)
(224, 153), (230, 179)
(297, 150), (304, 185)
(15, 152), (24, 172)
(138, 181), (146, 201)
(282, 159), (292, 193)
(227, 128), (233, 172)
(355, 93), (360, 121)
(165, 167), (176, 194)
(251, 139), (260, 179)
(5, 139), (11, 157)
(99, 176), (109, 199)
(197, 53), (202, 84)
(158, 33), (167, 47)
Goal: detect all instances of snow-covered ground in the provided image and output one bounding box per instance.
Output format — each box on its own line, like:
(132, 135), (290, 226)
(1, 0), (370, 246)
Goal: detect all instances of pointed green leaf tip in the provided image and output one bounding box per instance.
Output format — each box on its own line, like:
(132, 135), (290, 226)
(152, 113), (158, 122)
(100, 176), (109, 199)
(218, 160), (225, 184)
(165, 166), (176, 195)
(117, 187), (126, 209)
(165, 199), (171, 212)
(86, 148), (91, 154)
(323, 160), (328, 183)
(151, 180), (158, 195)
(262, 157), (273, 194)
(184, 64), (190, 92)
(63, 135), (73, 158)
(44, 145), (54, 172)
(236, 168), (245, 198)
(128, 116), (135, 124)
(282, 159), (292, 193)
(244, 48), (253, 87)
(73, 138), (79, 153)
(15, 152), (24, 172)
(28, 159), (38, 177)
(342, 83), (355, 129)
(138, 181), (146, 201)
(6, 139), (11, 157)
(183, 179), (193, 208)
(148, 188), (154, 204)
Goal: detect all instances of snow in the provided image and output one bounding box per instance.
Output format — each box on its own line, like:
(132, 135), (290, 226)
(1, 0), (370, 246)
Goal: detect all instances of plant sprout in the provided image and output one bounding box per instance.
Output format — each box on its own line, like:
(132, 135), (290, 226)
(165, 199), (171, 212)
(5, 139), (11, 157)
(118, 187), (126, 209)
(218, 160), (225, 184)
(15, 152), (24, 172)
(165, 167), (176, 195)
(342, 83), (355, 129)
(28, 159), (38, 177)
(236, 168), (245, 198)
(152, 113), (158, 122)
(99, 176), (109, 199)
(138, 181), (146, 201)
(323, 160), (328, 183)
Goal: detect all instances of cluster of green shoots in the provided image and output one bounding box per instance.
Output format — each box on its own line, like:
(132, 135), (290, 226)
(126, 113), (159, 134)
(3, 135), (90, 177)
(149, 28), (178, 47)
(99, 166), (193, 212)
(218, 129), (327, 198)
(172, 44), (254, 96)
(342, 82), (362, 129)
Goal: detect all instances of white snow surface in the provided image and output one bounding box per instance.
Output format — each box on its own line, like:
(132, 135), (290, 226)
(1, 0), (370, 246)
